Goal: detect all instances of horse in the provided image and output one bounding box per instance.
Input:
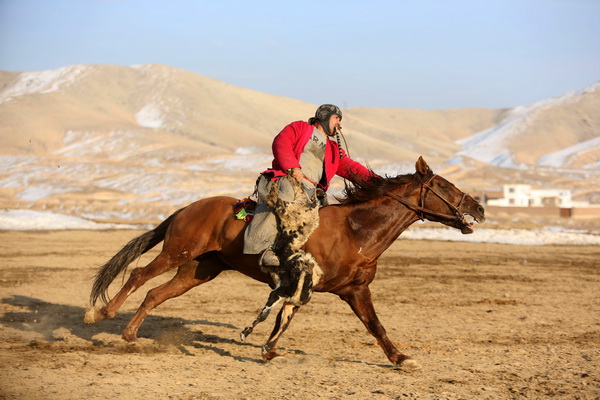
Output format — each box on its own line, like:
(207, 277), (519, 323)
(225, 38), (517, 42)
(84, 156), (485, 371)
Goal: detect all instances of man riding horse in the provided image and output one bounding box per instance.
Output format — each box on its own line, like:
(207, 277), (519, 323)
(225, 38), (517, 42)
(84, 104), (486, 370)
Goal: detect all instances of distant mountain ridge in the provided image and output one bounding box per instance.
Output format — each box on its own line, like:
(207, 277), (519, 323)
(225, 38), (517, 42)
(0, 63), (511, 166)
(455, 81), (600, 169)
(0, 64), (598, 223)
(1, 64), (598, 169)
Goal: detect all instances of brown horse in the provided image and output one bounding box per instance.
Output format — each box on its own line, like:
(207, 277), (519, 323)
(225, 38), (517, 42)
(84, 157), (485, 370)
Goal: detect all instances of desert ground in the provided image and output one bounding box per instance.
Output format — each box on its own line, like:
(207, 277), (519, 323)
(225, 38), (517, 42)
(0, 228), (598, 400)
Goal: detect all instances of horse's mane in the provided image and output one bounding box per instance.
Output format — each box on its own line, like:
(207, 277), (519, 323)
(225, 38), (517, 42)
(337, 171), (421, 205)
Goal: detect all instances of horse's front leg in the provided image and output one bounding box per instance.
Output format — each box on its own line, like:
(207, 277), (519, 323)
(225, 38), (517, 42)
(340, 286), (422, 371)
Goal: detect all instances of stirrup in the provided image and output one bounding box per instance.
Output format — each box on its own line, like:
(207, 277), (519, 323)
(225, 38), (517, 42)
(259, 248), (280, 267)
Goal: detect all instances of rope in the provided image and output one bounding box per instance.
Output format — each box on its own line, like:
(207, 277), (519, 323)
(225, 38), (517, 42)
(336, 130), (351, 159)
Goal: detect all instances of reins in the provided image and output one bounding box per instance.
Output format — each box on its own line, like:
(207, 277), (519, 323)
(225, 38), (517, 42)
(385, 174), (467, 224)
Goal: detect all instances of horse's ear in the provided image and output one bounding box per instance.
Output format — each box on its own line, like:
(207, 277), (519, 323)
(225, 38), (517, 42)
(416, 156), (431, 176)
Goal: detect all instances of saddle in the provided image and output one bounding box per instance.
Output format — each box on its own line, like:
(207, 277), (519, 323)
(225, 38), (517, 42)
(233, 198), (256, 222)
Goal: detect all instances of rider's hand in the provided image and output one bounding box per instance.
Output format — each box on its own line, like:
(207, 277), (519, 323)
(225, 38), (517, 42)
(289, 167), (304, 182)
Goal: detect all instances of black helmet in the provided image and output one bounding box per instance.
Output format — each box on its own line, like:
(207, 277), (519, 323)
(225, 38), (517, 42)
(308, 104), (342, 135)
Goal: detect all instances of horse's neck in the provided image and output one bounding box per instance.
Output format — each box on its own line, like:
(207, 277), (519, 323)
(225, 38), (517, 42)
(345, 195), (420, 258)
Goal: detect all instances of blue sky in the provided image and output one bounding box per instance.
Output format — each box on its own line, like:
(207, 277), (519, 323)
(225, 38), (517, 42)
(0, 0), (599, 109)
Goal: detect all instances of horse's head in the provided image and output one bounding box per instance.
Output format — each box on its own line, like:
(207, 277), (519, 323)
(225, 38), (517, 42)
(412, 156), (485, 234)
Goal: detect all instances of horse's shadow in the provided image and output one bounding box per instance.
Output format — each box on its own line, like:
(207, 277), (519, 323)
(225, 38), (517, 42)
(0, 295), (262, 362)
(1, 295), (396, 368)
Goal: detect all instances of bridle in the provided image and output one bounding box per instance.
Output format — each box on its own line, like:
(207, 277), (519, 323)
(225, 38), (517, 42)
(385, 174), (467, 224)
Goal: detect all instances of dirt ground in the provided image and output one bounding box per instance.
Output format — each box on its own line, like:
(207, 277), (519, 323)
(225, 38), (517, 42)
(0, 229), (598, 400)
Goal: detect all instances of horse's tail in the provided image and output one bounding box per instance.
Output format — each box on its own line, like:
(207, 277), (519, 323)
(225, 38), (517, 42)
(89, 209), (183, 306)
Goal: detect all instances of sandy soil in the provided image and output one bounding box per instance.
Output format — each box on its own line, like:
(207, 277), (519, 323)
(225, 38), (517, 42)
(0, 229), (598, 400)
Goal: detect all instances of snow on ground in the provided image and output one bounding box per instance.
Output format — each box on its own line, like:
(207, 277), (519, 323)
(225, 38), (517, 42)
(1, 209), (598, 245)
(185, 153), (272, 172)
(0, 209), (143, 230)
(402, 225), (600, 245)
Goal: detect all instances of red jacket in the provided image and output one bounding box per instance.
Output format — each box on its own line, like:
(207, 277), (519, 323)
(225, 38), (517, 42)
(263, 120), (373, 191)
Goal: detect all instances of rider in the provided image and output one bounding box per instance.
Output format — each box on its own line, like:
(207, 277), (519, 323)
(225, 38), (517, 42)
(243, 104), (375, 267)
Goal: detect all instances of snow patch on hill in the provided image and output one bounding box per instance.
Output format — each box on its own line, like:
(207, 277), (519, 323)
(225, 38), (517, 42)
(538, 136), (600, 168)
(135, 103), (166, 129)
(0, 65), (89, 103)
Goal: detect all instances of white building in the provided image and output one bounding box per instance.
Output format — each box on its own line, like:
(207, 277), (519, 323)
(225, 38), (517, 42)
(487, 184), (572, 208)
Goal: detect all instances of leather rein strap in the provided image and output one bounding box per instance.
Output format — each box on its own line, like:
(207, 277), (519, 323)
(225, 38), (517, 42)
(385, 174), (467, 223)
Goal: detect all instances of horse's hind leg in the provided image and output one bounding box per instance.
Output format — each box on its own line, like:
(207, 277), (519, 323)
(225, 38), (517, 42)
(262, 304), (299, 361)
(87, 252), (182, 323)
(122, 257), (223, 342)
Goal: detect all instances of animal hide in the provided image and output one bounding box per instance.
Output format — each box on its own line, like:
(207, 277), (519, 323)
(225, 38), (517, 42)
(264, 176), (323, 306)
(240, 176), (324, 342)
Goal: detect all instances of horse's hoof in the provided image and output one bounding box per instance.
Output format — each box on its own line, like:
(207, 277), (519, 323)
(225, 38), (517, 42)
(262, 350), (284, 362)
(262, 351), (287, 363)
(83, 307), (104, 324)
(240, 327), (253, 342)
(122, 329), (138, 342)
(398, 359), (422, 372)
(122, 333), (137, 342)
(268, 354), (288, 364)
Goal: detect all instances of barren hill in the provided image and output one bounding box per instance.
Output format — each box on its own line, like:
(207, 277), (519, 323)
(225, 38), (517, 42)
(0, 64), (509, 163)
